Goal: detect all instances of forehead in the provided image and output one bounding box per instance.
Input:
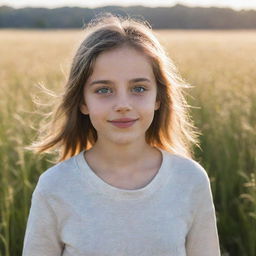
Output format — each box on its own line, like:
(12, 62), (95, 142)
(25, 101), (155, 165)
(88, 46), (155, 82)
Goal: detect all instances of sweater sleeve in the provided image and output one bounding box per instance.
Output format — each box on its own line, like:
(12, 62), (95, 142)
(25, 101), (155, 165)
(185, 172), (221, 256)
(22, 189), (64, 256)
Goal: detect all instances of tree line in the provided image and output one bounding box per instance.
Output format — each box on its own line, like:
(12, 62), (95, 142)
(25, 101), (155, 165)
(0, 4), (256, 29)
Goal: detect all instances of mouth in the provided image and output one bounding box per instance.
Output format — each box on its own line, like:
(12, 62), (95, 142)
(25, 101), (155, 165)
(109, 118), (139, 123)
(108, 118), (139, 128)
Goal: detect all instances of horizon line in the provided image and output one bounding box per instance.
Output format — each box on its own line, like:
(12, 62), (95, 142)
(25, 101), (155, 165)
(1, 3), (256, 12)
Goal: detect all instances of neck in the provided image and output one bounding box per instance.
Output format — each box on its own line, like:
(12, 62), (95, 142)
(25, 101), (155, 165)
(87, 138), (159, 174)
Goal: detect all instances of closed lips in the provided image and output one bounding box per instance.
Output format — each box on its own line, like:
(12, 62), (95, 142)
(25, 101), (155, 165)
(110, 118), (138, 122)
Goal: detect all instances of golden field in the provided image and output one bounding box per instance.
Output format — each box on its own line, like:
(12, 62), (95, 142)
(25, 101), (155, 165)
(0, 29), (256, 256)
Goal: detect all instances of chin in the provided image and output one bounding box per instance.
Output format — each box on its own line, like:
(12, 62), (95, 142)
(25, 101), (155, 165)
(108, 133), (143, 146)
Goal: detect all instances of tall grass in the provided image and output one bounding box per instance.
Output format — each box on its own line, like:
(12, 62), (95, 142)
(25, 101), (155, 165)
(0, 29), (255, 256)
(156, 30), (256, 255)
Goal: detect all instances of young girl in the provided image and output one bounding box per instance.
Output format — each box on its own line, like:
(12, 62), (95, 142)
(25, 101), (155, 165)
(22, 13), (221, 256)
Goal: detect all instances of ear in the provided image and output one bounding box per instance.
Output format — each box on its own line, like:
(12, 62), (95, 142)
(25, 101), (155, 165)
(154, 100), (160, 111)
(80, 102), (89, 115)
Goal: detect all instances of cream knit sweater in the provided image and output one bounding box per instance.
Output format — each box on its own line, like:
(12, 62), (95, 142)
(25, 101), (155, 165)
(22, 148), (221, 256)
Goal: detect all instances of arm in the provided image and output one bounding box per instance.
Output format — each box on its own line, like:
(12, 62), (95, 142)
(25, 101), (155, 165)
(185, 174), (221, 256)
(22, 189), (64, 256)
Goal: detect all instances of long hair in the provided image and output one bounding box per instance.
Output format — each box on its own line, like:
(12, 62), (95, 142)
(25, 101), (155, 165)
(28, 13), (200, 162)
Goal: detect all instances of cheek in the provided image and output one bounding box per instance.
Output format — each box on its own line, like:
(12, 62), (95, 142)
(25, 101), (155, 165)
(85, 101), (109, 127)
(87, 112), (103, 132)
(135, 96), (157, 111)
(88, 108), (106, 123)
(85, 97), (105, 114)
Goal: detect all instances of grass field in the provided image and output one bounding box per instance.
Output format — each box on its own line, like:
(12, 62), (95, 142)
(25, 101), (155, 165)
(0, 29), (256, 256)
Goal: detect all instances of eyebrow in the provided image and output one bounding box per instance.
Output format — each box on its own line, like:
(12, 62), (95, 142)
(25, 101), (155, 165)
(88, 78), (152, 86)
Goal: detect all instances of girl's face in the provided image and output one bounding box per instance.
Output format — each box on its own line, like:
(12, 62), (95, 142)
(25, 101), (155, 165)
(80, 45), (160, 146)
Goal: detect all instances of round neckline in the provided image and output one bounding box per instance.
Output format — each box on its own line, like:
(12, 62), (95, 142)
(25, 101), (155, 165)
(75, 147), (172, 200)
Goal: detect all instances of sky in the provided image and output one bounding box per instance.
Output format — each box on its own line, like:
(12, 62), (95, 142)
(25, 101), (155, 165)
(0, 0), (256, 11)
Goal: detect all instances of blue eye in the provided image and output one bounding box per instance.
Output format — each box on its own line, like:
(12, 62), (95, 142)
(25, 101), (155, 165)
(133, 86), (147, 93)
(95, 87), (112, 94)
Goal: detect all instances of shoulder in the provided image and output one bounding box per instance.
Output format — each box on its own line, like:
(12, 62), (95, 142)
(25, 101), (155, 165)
(163, 150), (210, 188)
(33, 153), (81, 196)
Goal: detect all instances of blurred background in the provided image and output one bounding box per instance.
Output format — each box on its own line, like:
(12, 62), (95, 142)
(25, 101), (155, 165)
(0, 1), (256, 255)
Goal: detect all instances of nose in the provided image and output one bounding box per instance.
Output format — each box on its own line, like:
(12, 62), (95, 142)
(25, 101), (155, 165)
(112, 91), (132, 113)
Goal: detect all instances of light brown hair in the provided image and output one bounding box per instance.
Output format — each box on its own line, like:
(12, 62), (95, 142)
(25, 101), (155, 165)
(29, 13), (200, 162)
